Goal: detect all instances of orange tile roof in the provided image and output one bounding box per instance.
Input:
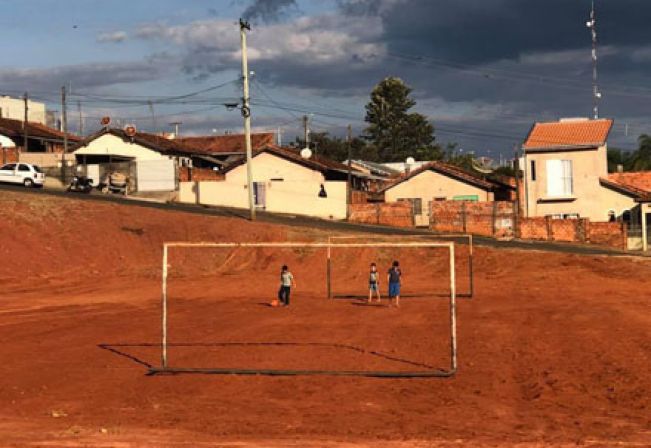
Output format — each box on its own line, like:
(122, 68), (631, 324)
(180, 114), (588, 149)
(523, 118), (613, 150)
(176, 133), (275, 154)
(603, 172), (651, 197)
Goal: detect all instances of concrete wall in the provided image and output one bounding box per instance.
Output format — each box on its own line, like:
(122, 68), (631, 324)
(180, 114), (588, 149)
(178, 152), (348, 220)
(524, 145), (637, 221)
(385, 169), (492, 226)
(73, 134), (170, 161)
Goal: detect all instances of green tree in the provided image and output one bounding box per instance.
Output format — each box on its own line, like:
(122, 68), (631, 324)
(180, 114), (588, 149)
(293, 132), (368, 163)
(364, 77), (442, 162)
(628, 134), (651, 171)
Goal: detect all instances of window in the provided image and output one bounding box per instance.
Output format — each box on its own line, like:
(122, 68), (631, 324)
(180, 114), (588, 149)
(1, 164), (16, 170)
(530, 160), (536, 181)
(412, 198), (422, 215)
(18, 164), (31, 172)
(434, 197), (446, 201)
(453, 195), (479, 202)
(546, 160), (573, 197)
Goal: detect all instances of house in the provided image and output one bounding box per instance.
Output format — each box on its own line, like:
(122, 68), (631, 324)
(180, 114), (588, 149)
(0, 117), (81, 165)
(377, 161), (514, 226)
(71, 127), (220, 193)
(178, 144), (369, 220)
(521, 117), (651, 251)
(176, 132), (276, 164)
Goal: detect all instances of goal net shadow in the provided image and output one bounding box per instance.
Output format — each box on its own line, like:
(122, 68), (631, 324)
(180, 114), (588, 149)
(147, 241), (458, 378)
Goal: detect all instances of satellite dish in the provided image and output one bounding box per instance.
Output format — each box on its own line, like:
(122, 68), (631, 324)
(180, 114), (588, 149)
(124, 124), (137, 137)
(100, 116), (111, 126)
(406, 156), (415, 165)
(471, 157), (496, 174)
(300, 147), (313, 159)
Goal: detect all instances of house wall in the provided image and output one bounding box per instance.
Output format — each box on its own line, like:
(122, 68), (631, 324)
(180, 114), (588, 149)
(0, 97), (47, 124)
(73, 134), (170, 161)
(524, 145), (637, 221)
(178, 152), (348, 219)
(384, 169), (492, 226)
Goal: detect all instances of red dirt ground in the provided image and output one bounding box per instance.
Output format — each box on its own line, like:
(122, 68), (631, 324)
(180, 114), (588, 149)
(1, 191), (650, 447)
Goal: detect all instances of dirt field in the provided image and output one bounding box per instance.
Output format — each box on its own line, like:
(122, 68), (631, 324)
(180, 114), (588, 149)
(1, 191), (650, 447)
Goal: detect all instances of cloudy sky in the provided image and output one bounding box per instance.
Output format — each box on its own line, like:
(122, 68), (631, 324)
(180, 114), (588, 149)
(2, 0), (650, 159)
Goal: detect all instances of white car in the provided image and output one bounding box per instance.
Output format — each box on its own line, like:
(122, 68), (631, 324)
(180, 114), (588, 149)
(0, 163), (46, 187)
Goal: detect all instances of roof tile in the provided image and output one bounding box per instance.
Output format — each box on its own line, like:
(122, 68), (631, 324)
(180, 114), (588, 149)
(523, 119), (613, 150)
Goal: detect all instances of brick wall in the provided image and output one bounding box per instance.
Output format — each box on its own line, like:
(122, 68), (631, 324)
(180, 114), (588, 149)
(1, 147), (18, 164)
(430, 200), (515, 238)
(349, 202), (413, 227)
(519, 217), (626, 249)
(519, 217), (549, 240)
(178, 167), (224, 182)
(588, 222), (627, 249)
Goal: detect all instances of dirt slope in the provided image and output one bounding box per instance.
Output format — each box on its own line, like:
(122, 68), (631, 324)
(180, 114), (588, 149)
(0, 191), (650, 447)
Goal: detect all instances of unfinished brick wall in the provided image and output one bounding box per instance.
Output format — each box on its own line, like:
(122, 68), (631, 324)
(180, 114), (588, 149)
(178, 167), (224, 182)
(349, 202), (413, 227)
(430, 200), (515, 237)
(1, 147), (18, 164)
(518, 217), (626, 249)
(589, 222), (627, 249)
(519, 217), (549, 240)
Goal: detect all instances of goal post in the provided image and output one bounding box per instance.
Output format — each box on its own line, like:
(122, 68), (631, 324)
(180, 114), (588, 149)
(152, 241), (458, 378)
(327, 234), (473, 299)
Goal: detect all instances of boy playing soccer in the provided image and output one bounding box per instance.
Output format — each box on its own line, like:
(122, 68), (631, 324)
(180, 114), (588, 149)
(368, 262), (381, 303)
(278, 265), (296, 306)
(387, 261), (402, 307)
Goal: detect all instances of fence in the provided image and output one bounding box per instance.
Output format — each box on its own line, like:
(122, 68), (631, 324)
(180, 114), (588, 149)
(430, 201), (516, 238)
(349, 202), (414, 227)
(427, 200), (627, 250)
(518, 217), (627, 249)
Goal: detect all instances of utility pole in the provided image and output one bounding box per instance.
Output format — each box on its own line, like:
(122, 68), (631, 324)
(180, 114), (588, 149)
(240, 18), (256, 220)
(170, 121), (182, 137)
(346, 124), (353, 220)
(21, 92), (28, 159)
(77, 100), (83, 136)
(61, 86), (68, 184)
(513, 144), (521, 238)
(587, 0), (601, 119)
(148, 100), (156, 132)
(302, 115), (310, 148)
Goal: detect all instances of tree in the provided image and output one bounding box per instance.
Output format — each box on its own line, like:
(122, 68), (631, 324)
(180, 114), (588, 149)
(628, 134), (651, 171)
(293, 132), (367, 163)
(364, 77), (442, 162)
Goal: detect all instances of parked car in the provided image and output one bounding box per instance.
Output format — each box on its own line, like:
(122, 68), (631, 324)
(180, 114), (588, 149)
(0, 163), (46, 187)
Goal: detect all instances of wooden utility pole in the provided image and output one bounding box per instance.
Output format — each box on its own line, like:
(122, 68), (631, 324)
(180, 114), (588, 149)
(240, 18), (255, 220)
(22, 92), (28, 158)
(346, 124), (353, 220)
(61, 86), (68, 184)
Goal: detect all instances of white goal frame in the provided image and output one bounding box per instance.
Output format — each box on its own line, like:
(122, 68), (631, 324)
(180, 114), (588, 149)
(327, 234), (474, 298)
(151, 241), (457, 378)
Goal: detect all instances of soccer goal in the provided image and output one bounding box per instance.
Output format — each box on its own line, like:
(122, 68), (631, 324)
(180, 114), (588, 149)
(149, 241), (458, 378)
(327, 234), (474, 299)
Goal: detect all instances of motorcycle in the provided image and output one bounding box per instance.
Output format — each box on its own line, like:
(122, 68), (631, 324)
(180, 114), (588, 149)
(67, 175), (94, 193)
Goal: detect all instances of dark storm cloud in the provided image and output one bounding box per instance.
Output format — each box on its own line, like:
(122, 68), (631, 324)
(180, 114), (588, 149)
(375, 0), (651, 64)
(241, 0), (297, 23)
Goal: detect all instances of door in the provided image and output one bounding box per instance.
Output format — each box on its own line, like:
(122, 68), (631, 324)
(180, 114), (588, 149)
(253, 182), (266, 208)
(136, 159), (176, 192)
(0, 163), (17, 183)
(86, 164), (100, 186)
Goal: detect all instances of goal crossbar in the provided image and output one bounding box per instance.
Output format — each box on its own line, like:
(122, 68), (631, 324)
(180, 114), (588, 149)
(152, 241), (457, 378)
